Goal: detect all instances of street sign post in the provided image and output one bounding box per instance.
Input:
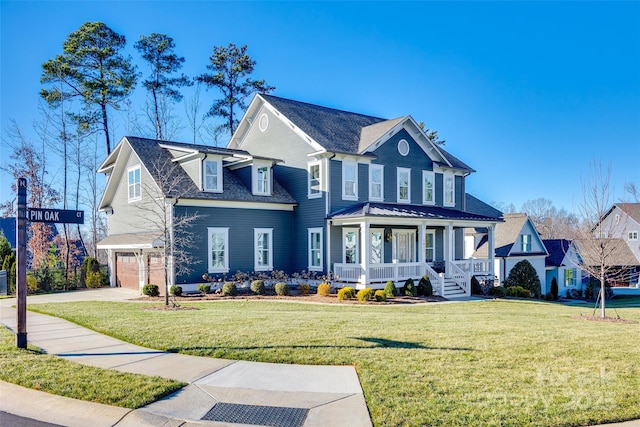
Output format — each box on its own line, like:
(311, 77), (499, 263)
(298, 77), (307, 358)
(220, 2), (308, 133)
(14, 178), (85, 348)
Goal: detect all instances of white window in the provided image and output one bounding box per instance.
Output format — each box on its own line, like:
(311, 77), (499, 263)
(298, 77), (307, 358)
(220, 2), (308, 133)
(254, 228), (273, 271)
(629, 231), (638, 241)
(342, 161), (358, 200)
(392, 229), (416, 263)
(343, 228), (359, 264)
(397, 139), (410, 156)
(203, 159), (222, 192)
(369, 164), (384, 201)
(522, 234), (531, 252)
(443, 173), (455, 207)
(370, 229), (384, 264)
(308, 162), (321, 198)
(422, 171), (435, 205)
(207, 227), (229, 273)
(253, 164), (271, 195)
(128, 166), (141, 201)
(397, 167), (410, 203)
(565, 268), (576, 287)
(426, 230), (435, 262)
(308, 228), (323, 271)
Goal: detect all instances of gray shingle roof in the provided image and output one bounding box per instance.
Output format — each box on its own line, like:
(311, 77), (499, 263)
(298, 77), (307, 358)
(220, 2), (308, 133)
(262, 94), (474, 171)
(474, 213), (546, 258)
(574, 238), (640, 267)
(125, 136), (297, 205)
(465, 194), (503, 219)
(329, 202), (500, 222)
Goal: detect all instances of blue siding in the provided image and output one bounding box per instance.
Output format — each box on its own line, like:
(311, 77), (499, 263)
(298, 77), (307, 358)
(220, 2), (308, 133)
(174, 206), (294, 284)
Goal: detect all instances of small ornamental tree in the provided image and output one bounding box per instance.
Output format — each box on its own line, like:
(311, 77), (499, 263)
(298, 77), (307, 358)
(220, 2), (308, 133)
(550, 277), (559, 300)
(503, 259), (541, 297)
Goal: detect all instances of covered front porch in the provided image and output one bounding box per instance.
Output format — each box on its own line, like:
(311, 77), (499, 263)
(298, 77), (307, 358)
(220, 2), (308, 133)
(329, 203), (500, 297)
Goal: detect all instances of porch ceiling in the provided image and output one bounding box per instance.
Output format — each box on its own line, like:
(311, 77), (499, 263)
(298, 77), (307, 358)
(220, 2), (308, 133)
(329, 202), (502, 226)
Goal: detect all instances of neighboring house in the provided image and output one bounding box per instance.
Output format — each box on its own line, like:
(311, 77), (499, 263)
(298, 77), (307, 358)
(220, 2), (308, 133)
(473, 213), (549, 294)
(544, 239), (586, 296)
(97, 94), (502, 297)
(0, 217), (16, 248)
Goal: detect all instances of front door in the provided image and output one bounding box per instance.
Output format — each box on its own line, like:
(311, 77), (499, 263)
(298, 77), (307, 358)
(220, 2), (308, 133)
(392, 229), (416, 263)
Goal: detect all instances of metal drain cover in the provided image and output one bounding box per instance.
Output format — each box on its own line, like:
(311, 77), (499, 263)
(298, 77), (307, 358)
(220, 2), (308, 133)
(201, 402), (309, 427)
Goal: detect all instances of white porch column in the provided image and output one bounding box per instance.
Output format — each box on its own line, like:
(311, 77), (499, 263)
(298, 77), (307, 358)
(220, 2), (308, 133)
(138, 250), (147, 290)
(488, 224), (496, 277)
(108, 249), (116, 287)
(445, 223), (454, 277)
(360, 221), (370, 288)
(419, 223), (426, 265)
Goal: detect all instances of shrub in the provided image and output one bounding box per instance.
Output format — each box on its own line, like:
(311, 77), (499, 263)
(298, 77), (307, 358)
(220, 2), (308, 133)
(222, 282), (237, 296)
(299, 283), (310, 295)
(275, 282), (289, 296)
(404, 278), (417, 296)
(317, 283), (331, 296)
(357, 288), (374, 301)
(337, 287), (356, 301)
(550, 277), (558, 300)
(26, 274), (38, 293)
(374, 289), (387, 302)
(142, 284), (160, 297)
(384, 280), (396, 298)
(585, 277), (613, 301)
(503, 260), (541, 297)
(418, 275), (433, 297)
(80, 257), (100, 288)
(471, 276), (482, 295)
(197, 283), (211, 294)
(505, 286), (524, 297)
(170, 285), (182, 296)
(519, 289), (531, 298)
(493, 286), (506, 298)
(85, 271), (103, 289)
(250, 280), (265, 295)
(544, 293), (555, 301)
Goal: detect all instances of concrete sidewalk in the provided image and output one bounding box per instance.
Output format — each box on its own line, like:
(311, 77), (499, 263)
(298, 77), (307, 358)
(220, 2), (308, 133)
(0, 288), (371, 427)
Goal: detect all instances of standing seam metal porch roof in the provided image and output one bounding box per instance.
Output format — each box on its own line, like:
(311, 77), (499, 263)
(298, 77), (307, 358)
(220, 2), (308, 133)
(329, 202), (502, 222)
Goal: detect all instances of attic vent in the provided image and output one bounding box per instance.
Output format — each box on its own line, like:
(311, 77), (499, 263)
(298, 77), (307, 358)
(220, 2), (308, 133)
(398, 139), (410, 156)
(259, 114), (269, 132)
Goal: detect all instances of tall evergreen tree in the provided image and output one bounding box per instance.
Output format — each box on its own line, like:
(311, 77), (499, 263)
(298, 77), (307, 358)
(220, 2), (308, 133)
(135, 33), (192, 140)
(197, 43), (274, 137)
(41, 21), (138, 156)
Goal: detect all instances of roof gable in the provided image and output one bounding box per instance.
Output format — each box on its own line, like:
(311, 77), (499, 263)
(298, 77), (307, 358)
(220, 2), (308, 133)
(543, 239), (571, 267)
(474, 213), (548, 258)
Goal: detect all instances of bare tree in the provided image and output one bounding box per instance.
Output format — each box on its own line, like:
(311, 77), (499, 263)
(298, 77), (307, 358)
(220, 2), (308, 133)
(132, 158), (201, 305)
(572, 162), (632, 318)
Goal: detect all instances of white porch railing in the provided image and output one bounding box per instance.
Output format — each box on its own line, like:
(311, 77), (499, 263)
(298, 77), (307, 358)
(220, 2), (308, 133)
(424, 263), (444, 296)
(449, 262), (470, 296)
(333, 264), (363, 283)
(452, 259), (492, 275)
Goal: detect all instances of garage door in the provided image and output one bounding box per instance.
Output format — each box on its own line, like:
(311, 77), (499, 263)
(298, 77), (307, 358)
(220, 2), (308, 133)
(148, 254), (165, 291)
(115, 252), (139, 290)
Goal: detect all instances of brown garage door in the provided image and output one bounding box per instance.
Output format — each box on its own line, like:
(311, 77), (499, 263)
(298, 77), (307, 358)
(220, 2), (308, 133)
(148, 254), (165, 292)
(116, 252), (139, 290)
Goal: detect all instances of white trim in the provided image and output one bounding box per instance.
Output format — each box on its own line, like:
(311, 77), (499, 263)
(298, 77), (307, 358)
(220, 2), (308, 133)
(392, 229), (416, 263)
(443, 172), (455, 207)
(207, 227), (229, 273)
(342, 161), (358, 201)
(173, 198), (296, 211)
(253, 162), (271, 196)
(369, 164), (384, 202)
(258, 113), (269, 132)
(397, 139), (410, 156)
(308, 161), (322, 199)
(308, 227), (323, 271)
(422, 170), (435, 205)
(203, 158), (223, 192)
(397, 167), (411, 204)
(254, 228), (273, 271)
(127, 165), (142, 202)
(343, 228), (359, 264)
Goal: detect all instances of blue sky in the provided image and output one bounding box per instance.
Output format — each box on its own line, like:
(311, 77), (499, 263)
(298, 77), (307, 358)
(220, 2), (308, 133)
(1, 1), (639, 213)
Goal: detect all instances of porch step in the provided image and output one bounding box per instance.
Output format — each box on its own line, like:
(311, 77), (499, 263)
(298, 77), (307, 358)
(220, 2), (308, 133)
(442, 280), (465, 298)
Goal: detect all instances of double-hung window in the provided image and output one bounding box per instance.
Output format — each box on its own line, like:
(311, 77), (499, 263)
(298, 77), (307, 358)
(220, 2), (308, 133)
(426, 230), (435, 262)
(255, 166), (270, 195)
(128, 166), (141, 201)
(565, 268), (576, 287)
(522, 234), (531, 252)
(370, 229), (383, 264)
(208, 227), (229, 273)
(343, 228), (359, 264)
(443, 173), (455, 207)
(254, 228), (273, 271)
(422, 171), (435, 205)
(369, 164), (384, 201)
(308, 162), (321, 198)
(629, 231), (638, 241)
(203, 159), (221, 192)
(397, 168), (410, 203)
(308, 228), (323, 270)
(342, 161), (358, 200)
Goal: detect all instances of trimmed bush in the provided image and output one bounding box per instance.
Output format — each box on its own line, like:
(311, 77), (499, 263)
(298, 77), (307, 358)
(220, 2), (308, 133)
(404, 278), (417, 296)
(142, 284), (160, 297)
(80, 257), (100, 288)
(197, 283), (211, 294)
(585, 277), (613, 301)
(384, 280), (396, 298)
(317, 283), (331, 296)
(503, 260), (541, 297)
(85, 270), (103, 288)
(222, 282), (237, 296)
(550, 277), (558, 300)
(544, 293), (555, 301)
(471, 276), (482, 295)
(357, 288), (374, 301)
(505, 286), (524, 297)
(299, 283), (310, 295)
(493, 286), (506, 298)
(374, 289), (387, 302)
(418, 275), (433, 297)
(337, 287), (356, 301)
(251, 280), (265, 295)
(275, 282), (289, 296)
(170, 285), (182, 296)
(520, 289), (531, 298)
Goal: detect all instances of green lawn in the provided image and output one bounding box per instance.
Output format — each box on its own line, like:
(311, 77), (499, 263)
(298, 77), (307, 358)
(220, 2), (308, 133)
(29, 299), (640, 426)
(0, 326), (185, 408)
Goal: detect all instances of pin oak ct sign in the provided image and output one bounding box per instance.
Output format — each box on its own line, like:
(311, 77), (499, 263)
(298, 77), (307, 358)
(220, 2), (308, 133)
(15, 178), (84, 348)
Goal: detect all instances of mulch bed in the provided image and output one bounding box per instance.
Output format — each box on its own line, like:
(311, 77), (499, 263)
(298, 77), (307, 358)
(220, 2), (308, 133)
(571, 315), (638, 324)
